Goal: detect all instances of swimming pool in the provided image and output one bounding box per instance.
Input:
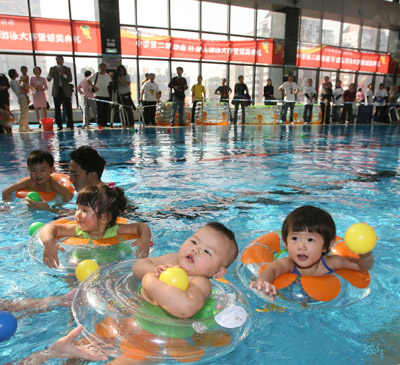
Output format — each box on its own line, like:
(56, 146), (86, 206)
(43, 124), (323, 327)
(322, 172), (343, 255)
(0, 123), (399, 364)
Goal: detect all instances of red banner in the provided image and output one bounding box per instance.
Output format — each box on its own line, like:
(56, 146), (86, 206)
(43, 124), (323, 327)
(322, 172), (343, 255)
(297, 44), (390, 74)
(0, 15), (101, 54)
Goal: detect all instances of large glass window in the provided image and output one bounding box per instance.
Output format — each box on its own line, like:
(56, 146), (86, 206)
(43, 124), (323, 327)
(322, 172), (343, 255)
(322, 19), (340, 46)
(342, 23), (360, 49)
(171, 0), (199, 31)
(255, 66), (270, 104)
(230, 6), (255, 36)
(361, 26), (378, 51)
(202, 33), (228, 40)
(379, 29), (389, 52)
(138, 59), (169, 102)
(300, 17), (320, 44)
(137, 0), (168, 28)
(339, 72), (356, 90)
(0, 0), (28, 16)
(171, 61), (199, 103)
(201, 63), (227, 102)
(119, 0), (136, 25)
(71, 0), (98, 21)
(271, 12), (286, 40)
(357, 74), (373, 94)
(31, 0), (70, 19)
(201, 2), (228, 34)
(257, 10), (272, 38)
(270, 67), (283, 101)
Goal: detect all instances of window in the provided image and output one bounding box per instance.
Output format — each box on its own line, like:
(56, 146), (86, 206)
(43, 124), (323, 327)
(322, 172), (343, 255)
(255, 67), (270, 104)
(119, 0), (136, 25)
(30, 0), (70, 19)
(230, 6), (255, 36)
(322, 19), (340, 46)
(71, 0), (98, 21)
(361, 26), (378, 51)
(201, 63), (227, 102)
(120, 59), (138, 101)
(137, 0), (168, 28)
(201, 2), (228, 34)
(257, 10), (272, 38)
(379, 29), (389, 52)
(342, 23), (360, 49)
(339, 72), (356, 90)
(357, 74), (373, 94)
(0, 0), (28, 16)
(300, 17), (320, 44)
(171, 0), (199, 31)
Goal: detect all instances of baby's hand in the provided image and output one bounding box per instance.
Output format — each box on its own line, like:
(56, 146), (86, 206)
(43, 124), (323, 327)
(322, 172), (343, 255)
(250, 278), (277, 302)
(153, 264), (174, 277)
(43, 241), (65, 268)
(131, 238), (151, 259)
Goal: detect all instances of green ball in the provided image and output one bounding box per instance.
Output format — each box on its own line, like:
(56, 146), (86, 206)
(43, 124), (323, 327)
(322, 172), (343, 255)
(130, 128), (135, 133)
(29, 222), (44, 236)
(301, 134), (305, 139)
(26, 191), (41, 202)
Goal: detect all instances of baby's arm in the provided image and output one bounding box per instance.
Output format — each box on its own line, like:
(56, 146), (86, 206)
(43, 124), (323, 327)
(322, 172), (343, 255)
(118, 222), (152, 258)
(326, 252), (374, 272)
(49, 177), (74, 202)
(141, 272), (211, 318)
(250, 257), (293, 302)
(2, 177), (31, 201)
(132, 253), (176, 279)
(40, 223), (76, 268)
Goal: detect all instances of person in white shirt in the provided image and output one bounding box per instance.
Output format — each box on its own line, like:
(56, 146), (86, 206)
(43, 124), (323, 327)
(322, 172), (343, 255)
(88, 63), (112, 127)
(77, 70), (97, 127)
(140, 73), (160, 126)
(374, 83), (388, 123)
(8, 68), (31, 132)
(279, 74), (298, 123)
(332, 80), (343, 123)
(303, 78), (316, 124)
(365, 83), (374, 105)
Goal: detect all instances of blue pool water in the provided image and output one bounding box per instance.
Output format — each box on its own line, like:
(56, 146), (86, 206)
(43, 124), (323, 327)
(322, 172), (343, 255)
(0, 124), (399, 364)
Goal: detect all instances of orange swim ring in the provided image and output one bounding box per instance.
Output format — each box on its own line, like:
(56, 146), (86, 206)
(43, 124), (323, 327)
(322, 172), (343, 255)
(237, 232), (371, 307)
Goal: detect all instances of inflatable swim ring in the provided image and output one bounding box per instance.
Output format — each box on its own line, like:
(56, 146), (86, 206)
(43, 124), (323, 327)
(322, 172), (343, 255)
(16, 173), (74, 201)
(237, 232), (372, 308)
(72, 260), (252, 363)
(28, 217), (148, 275)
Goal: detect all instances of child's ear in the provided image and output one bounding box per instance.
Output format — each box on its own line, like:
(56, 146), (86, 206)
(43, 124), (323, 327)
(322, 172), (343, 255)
(325, 239), (336, 252)
(99, 213), (111, 225)
(213, 267), (227, 279)
(50, 166), (55, 174)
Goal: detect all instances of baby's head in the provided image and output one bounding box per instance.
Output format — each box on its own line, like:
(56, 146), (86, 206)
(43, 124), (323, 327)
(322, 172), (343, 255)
(178, 222), (238, 279)
(282, 205), (336, 253)
(76, 183), (127, 228)
(27, 150), (55, 183)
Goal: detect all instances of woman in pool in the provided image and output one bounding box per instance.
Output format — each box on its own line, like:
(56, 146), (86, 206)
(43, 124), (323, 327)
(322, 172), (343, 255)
(250, 205), (374, 302)
(40, 183), (152, 268)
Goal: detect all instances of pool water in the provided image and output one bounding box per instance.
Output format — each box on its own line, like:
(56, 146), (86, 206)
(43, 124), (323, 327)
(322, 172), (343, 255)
(0, 124), (399, 364)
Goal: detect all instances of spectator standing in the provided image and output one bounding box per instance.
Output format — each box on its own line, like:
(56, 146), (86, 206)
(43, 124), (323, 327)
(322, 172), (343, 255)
(320, 81), (333, 124)
(374, 83), (388, 123)
(88, 63), (112, 127)
(303, 78), (316, 124)
(279, 74), (298, 123)
(77, 70), (97, 127)
(214, 78), (232, 121)
(356, 88), (365, 103)
(115, 65), (136, 126)
(263, 78), (275, 105)
(9, 69), (31, 132)
(365, 83), (374, 105)
(0, 72), (10, 108)
(168, 67), (188, 126)
(233, 75), (249, 124)
(332, 80), (343, 123)
(341, 83), (356, 124)
(191, 75), (206, 123)
(47, 56), (74, 130)
(30, 66), (48, 128)
(140, 73), (160, 126)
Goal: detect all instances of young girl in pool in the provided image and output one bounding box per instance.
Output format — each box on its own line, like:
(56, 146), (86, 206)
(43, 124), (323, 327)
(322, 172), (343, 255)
(41, 183), (152, 269)
(250, 205), (374, 302)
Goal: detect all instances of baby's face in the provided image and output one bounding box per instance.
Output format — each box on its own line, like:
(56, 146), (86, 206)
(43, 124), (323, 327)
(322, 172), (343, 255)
(285, 230), (326, 269)
(28, 162), (54, 186)
(177, 226), (228, 278)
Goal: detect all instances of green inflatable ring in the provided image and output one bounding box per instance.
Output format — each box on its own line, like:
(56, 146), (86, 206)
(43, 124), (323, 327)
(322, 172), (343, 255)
(135, 288), (217, 338)
(72, 242), (132, 264)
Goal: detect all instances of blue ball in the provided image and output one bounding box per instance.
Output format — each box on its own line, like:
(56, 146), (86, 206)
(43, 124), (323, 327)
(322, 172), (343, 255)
(0, 311), (17, 342)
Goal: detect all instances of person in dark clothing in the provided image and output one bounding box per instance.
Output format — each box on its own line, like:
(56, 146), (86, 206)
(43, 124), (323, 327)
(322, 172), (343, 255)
(232, 75), (249, 124)
(263, 79), (275, 105)
(0, 73), (10, 107)
(341, 83), (356, 124)
(168, 67), (188, 126)
(320, 81), (333, 124)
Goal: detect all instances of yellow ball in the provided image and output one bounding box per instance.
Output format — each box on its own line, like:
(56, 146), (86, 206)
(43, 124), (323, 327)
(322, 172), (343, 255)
(159, 267), (189, 291)
(344, 223), (377, 254)
(75, 260), (99, 282)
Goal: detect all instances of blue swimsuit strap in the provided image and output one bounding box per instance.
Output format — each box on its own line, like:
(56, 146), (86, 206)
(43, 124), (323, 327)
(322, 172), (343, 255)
(291, 256), (334, 276)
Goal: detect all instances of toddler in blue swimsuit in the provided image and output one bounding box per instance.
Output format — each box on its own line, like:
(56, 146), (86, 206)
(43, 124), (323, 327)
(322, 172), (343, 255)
(250, 205), (374, 302)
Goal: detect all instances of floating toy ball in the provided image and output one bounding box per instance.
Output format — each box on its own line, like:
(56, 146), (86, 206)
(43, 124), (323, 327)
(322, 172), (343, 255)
(301, 134), (305, 139)
(159, 267), (189, 291)
(344, 223), (377, 254)
(76, 259), (99, 282)
(0, 311), (17, 342)
(26, 191), (40, 202)
(29, 221), (44, 236)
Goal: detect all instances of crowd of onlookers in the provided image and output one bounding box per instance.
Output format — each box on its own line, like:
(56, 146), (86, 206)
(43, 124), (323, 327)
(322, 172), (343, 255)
(1, 61), (399, 133)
